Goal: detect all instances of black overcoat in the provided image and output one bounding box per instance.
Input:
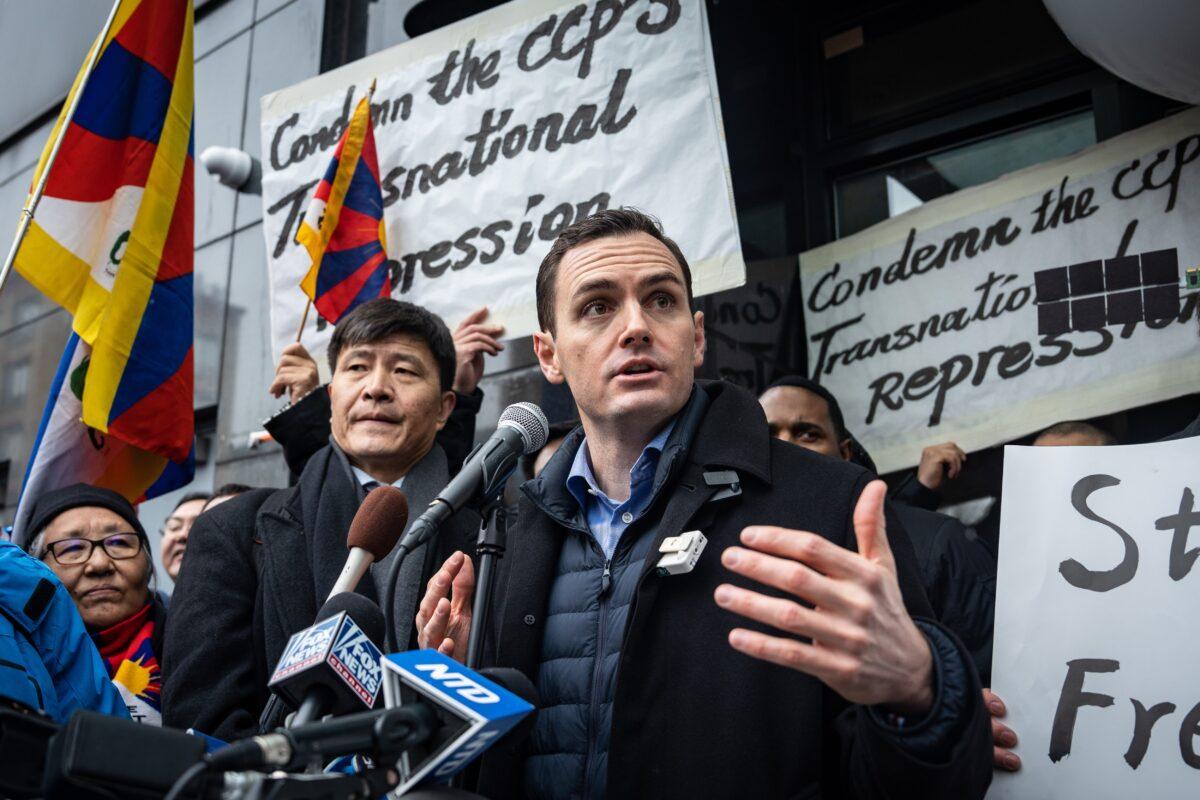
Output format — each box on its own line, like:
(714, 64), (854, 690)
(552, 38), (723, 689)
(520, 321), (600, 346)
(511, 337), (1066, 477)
(474, 381), (992, 799)
(160, 443), (475, 740)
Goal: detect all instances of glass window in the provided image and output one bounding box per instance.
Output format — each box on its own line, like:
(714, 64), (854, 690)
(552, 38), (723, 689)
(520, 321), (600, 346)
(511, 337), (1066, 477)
(215, 224), (283, 460)
(4, 361), (30, 402)
(194, 238), (232, 408)
(0, 307), (72, 516)
(822, 0), (1083, 139)
(235, 0), (323, 228)
(194, 30), (252, 247)
(834, 111), (1096, 237)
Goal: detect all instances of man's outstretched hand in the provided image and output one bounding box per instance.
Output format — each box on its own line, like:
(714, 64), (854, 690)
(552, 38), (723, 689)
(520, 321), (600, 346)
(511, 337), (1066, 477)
(715, 480), (934, 713)
(415, 551), (475, 661)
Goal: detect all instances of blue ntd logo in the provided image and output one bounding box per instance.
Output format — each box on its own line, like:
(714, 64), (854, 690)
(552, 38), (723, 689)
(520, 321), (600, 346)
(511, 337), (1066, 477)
(414, 663), (500, 704)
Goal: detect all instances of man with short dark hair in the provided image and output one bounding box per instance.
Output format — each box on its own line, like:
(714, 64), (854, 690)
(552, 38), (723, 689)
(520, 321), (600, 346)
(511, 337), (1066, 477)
(159, 492), (209, 581)
(201, 484), (253, 513)
(264, 305), (504, 479)
(1032, 420), (1116, 447)
(416, 208), (991, 799)
(162, 299), (478, 740)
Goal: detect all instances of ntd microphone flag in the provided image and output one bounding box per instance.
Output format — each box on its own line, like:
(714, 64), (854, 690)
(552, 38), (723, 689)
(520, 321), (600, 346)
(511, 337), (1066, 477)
(382, 649), (533, 795)
(13, 0), (195, 464)
(296, 87), (389, 325)
(271, 612), (383, 713)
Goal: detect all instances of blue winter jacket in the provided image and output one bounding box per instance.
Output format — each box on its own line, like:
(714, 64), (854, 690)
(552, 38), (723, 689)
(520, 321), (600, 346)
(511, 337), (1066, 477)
(0, 540), (128, 722)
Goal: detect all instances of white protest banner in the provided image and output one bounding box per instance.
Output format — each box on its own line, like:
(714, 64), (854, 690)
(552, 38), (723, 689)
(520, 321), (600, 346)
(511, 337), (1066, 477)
(259, 0), (743, 362)
(989, 438), (1200, 799)
(799, 110), (1200, 474)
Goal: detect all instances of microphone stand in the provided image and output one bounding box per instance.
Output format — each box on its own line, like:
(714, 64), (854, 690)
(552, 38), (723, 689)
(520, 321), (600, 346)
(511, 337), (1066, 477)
(466, 499), (508, 670)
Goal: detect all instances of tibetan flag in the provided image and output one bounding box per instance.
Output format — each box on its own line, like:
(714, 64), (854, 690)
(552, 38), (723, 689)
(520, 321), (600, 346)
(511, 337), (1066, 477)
(297, 91), (389, 324)
(12, 0), (195, 467)
(11, 333), (194, 546)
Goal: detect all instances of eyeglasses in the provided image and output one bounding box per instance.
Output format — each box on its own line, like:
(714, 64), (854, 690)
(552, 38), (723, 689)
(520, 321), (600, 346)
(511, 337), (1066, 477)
(44, 533), (143, 566)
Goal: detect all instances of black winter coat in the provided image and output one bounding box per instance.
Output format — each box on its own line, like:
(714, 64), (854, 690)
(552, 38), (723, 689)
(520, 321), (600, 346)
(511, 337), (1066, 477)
(473, 381), (992, 800)
(894, 504), (995, 685)
(160, 443), (475, 740)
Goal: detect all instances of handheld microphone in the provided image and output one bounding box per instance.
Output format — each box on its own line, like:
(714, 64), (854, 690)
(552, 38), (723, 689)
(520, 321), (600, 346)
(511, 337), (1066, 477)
(381, 650), (536, 794)
(269, 594), (386, 728)
(399, 403), (549, 553)
(206, 703), (437, 772)
(328, 486), (408, 600)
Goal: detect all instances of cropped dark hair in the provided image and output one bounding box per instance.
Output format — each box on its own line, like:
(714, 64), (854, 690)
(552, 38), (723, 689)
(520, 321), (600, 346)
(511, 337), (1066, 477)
(764, 375), (848, 441)
(327, 298), (456, 392)
(1035, 420), (1116, 445)
(535, 207), (694, 334)
(172, 492), (211, 513)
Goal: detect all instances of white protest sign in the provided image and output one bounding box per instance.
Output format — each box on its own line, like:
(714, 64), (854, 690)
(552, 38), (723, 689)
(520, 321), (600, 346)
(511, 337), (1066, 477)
(990, 438), (1200, 799)
(799, 110), (1200, 474)
(259, 0), (743, 362)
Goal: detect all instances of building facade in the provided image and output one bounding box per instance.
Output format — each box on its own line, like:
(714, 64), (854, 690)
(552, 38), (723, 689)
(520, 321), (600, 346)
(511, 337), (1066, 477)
(0, 0), (1192, 583)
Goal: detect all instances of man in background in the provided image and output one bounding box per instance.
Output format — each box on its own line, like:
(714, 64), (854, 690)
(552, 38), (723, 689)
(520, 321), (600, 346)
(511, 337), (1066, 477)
(158, 492), (209, 582)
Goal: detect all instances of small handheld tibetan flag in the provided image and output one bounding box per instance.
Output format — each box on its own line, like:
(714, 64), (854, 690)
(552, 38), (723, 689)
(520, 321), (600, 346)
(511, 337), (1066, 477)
(297, 87), (389, 327)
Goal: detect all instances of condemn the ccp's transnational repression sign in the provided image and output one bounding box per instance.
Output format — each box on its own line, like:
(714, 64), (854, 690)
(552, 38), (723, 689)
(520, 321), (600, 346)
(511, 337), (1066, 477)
(259, 0), (743, 361)
(799, 110), (1200, 474)
(990, 437), (1200, 799)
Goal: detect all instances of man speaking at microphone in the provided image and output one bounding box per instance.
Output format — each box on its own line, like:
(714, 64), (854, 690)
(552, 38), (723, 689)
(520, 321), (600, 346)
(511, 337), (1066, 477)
(162, 300), (482, 740)
(417, 209), (992, 798)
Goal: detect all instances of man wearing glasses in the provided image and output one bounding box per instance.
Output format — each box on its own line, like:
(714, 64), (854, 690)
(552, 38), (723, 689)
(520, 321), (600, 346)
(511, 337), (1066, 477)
(26, 484), (166, 725)
(159, 491), (210, 583)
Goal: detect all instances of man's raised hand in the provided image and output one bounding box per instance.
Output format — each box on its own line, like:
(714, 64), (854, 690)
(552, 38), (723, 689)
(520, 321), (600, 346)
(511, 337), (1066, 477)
(714, 479), (934, 713)
(452, 307), (505, 395)
(415, 551), (475, 661)
(917, 442), (966, 491)
(268, 342), (320, 403)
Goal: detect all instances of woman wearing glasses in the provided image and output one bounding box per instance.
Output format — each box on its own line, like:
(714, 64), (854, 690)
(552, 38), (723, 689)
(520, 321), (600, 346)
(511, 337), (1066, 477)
(26, 484), (165, 726)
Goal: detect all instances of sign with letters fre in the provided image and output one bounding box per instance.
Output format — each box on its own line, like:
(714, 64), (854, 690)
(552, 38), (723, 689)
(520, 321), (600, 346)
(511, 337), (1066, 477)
(259, 0), (743, 362)
(799, 110), (1200, 474)
(989, 437), (1200, 799)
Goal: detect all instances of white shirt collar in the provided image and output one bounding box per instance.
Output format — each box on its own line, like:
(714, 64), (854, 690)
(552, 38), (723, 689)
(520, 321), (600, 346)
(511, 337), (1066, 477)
(351, 466), (404, 490)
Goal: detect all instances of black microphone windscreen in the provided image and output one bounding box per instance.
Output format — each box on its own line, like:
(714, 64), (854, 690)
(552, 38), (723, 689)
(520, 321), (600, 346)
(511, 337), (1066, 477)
(478, 667), (539, 748)
(477, 667), (540, 709)
(348, 486), (408, 560)
(315, 592), (386, 648)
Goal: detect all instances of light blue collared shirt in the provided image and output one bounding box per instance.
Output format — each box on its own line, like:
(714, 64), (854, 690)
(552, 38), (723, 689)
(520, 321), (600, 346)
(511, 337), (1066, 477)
(566, 420), (676, 560)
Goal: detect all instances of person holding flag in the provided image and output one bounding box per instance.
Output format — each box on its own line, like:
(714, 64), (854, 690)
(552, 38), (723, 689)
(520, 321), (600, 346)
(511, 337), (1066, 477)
(262, 82), (505, 479)
(2, 0), (196, 546)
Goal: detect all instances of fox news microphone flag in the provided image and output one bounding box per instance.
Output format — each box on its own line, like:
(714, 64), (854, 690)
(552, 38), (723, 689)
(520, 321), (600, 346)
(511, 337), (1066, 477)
(296, 84), (390, 327)
(8, 0), (195, 544)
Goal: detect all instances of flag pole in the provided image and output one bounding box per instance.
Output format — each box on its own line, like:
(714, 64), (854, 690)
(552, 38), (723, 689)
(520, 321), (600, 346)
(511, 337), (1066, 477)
(0, 0), (123, 297)
(295, 299), (312, 343)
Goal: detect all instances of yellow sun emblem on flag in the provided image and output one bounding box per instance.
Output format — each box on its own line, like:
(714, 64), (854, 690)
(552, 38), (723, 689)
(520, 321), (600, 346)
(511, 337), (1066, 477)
(114, 657), (153, 697)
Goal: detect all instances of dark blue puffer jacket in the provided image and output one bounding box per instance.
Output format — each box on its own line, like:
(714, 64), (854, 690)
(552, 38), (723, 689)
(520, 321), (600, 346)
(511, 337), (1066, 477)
(521, 518), (659, 800)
